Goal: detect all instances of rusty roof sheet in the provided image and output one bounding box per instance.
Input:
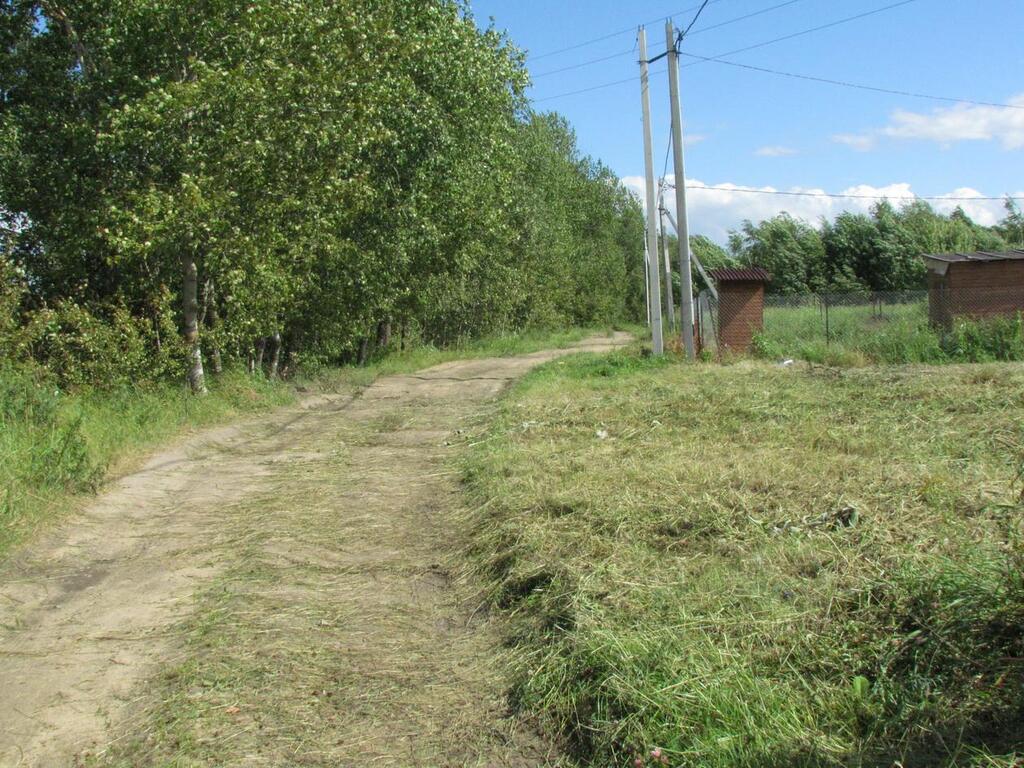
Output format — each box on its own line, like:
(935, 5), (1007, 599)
(709, 266), (772, 283)
(923, 250), (1024, 263)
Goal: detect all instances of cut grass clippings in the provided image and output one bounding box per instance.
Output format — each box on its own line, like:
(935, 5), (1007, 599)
(462, 348), (1024, 767)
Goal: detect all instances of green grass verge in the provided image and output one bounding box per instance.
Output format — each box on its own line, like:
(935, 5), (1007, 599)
(462, 348), (1024, 767)
(0, 325), (622, 560)
(755, 302), (1024, 366)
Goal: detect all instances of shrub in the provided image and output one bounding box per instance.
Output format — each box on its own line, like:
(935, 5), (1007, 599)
(15, 299), (186, 389)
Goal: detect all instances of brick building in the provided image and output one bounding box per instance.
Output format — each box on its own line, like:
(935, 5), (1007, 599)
(923, 250), (1024, 327)
(709, 267), (771, 352)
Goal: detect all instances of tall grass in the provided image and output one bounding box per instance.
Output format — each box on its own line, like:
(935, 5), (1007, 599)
(463, 348), (1024, 766)
(0, 365), (296, 557)
(754, 301), (1024, 366)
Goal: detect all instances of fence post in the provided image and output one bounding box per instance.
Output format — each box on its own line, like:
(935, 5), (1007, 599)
(824, 293), (831, 346)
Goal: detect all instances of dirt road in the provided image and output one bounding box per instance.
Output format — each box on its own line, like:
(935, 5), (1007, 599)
(0, 334), (629, 767)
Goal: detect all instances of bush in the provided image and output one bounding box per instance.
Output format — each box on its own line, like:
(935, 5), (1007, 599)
(14, 299), (186, 389)
(941, 315), (1024, 362)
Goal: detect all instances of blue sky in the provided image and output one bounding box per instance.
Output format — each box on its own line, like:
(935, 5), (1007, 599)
(469, 0), (1024, 242)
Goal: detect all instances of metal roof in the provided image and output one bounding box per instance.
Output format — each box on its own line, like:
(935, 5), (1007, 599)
(923, 250), (1024, 263)
(709, 266), (772, 283)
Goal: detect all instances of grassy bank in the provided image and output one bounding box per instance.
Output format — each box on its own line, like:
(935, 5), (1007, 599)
(754, 301), (1024, 366)
(0, 325), (619, 560)
(462, 348), (1024, 766)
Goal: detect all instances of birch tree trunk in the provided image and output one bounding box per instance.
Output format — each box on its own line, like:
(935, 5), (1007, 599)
(376, 319), (391, 350)
(357, 337), (370, 366)
(206, 279), (223, 375)
(269, 332), (282, 378)
(254, 337), (266, 374)
(181, 254), (207, 394)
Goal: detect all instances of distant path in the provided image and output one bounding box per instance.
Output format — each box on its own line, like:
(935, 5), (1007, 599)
(0, 333), (630, 767)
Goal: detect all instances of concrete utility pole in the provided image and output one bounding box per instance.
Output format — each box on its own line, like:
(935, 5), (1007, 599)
(658, 198), (676, 330)
(643, 239), (652, 327)
(664, 207), (717, 300)
(666, 20), (695, 359)
(638, 26), (664, 355)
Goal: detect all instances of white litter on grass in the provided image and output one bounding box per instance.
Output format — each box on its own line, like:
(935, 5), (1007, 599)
(779, 359), (795, 367)
(596, 429), (609, 440)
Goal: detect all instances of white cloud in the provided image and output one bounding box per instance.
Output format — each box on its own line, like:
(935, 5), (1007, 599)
(622, 175), (1023, 244)
(882, 95), (1024, 149)
(832, 94), (1024, 151)
(831, 133), (876, 151)
(685, 134), (707, 147)
(755, 145), (798, 157)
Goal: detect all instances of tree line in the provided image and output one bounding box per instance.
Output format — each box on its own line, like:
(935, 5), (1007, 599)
(1, 0), (644, 392)
(725, 199), (1024, 295)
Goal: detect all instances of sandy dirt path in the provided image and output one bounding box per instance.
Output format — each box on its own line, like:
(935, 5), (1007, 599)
(0, 334), (629, 767)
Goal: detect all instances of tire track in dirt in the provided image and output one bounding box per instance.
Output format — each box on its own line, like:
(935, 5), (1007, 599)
(0, 334), (629, 767)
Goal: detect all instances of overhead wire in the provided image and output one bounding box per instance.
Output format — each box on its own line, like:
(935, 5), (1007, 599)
(526, 0), (727, 62)
(680, 0), (713, 40)
(679, 0), (920, 69)
(675, 53), (1024, 110)
(664, 184), (1024, 202)
(532, 0), (925, 104)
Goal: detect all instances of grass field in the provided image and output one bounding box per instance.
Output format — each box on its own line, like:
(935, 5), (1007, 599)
(463, 347), (1024, 767)
(0, 325), (622, 560)
(752, 299), (1024, 366)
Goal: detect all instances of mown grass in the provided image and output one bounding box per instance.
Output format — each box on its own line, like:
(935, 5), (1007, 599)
(462, 347), (1024, 767)
(1, 325), (622, 560)
(754, 301), (1024, 366)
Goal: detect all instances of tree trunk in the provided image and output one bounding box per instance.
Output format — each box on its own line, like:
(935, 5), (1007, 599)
(376, 319), (391, 350)
(269, 332), (282, 378)
(357, 337), (371, 366)
(400, 320), (407, 352)
(254, 337), (266, 374)
(206, 280), (223, 375)
(181, 254), (206, 394)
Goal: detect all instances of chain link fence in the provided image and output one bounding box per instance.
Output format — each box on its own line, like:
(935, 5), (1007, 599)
(698, 287), (1024, 363)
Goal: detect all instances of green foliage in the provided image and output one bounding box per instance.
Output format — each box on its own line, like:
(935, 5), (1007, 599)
(730, 202), (1015, 295)
(731, 212), (827, 294)
(0, 1), (643, 388)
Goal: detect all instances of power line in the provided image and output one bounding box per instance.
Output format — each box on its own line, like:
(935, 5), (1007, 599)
(533, 68), (666, 104)
(684, 0), (804, 40)
(533, 48), (634, 79)
(527, 0), (727, 62)
(665, 184), (1024, 202)
(680, 0), (920, 68)
(680, 0), (713, 40)
(532, 0), (923, 104)
(530, 0), (834, 81)
(661, 132), (673, 183)
(646, 0), (801, 65)
(676, 52), (1024, 110)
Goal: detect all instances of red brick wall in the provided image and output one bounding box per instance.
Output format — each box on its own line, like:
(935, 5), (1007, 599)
(718, 283), (764, 351)
(943, 261), (1024, 320)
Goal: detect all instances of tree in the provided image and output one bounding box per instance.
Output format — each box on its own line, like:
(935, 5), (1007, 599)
(1, 1), (644, 389)
(730, 213), (825, 294)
